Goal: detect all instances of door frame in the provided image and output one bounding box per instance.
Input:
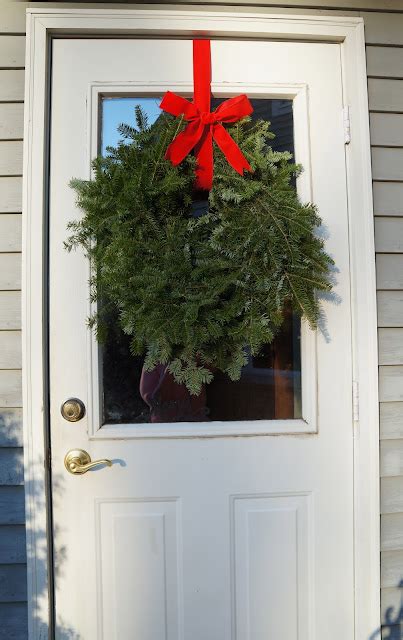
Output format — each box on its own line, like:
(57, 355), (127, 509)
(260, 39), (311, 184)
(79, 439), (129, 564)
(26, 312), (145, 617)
(22, 8), (379, 639)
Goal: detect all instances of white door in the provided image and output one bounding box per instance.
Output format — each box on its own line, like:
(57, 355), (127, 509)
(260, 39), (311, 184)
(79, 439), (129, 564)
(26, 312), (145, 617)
(49, 37), (353, 640)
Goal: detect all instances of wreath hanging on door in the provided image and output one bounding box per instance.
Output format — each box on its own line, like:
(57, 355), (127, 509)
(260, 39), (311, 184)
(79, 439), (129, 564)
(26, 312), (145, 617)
(66, 41), (333, 397)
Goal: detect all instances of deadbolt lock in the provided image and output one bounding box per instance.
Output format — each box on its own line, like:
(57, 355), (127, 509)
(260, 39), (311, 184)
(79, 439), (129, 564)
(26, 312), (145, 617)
(61, 398), (86, 422)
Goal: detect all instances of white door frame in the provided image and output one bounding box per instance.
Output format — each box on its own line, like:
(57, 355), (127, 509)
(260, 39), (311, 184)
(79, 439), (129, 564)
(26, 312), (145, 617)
(22, 7), (379, 639)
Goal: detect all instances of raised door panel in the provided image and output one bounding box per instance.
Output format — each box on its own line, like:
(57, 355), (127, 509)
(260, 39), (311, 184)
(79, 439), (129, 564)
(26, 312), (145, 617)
(97, 499), (182, 639)
(232, 493), (311, 640)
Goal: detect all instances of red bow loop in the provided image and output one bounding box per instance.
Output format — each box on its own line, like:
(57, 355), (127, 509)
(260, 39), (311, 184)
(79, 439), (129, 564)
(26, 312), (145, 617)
(213, 94), (253, 123)
(160, 92), (199, 122)
(160, 40), (253, 191)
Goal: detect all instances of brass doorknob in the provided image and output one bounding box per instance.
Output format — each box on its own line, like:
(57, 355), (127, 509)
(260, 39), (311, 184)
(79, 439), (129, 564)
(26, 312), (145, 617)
(64, 449), (112, 475)
(61, 398), (86, 422)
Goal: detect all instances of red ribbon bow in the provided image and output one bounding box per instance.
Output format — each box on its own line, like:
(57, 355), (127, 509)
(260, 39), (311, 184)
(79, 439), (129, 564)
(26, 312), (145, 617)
(160, 40), (253, 191)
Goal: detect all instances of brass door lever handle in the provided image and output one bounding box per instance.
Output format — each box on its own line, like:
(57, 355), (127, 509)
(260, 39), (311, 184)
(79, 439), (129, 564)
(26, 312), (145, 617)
(64, 449), (112, 475)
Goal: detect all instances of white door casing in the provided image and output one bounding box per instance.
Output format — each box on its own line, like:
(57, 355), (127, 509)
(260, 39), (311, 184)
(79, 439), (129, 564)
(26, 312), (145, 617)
(22, 10), (379, 640)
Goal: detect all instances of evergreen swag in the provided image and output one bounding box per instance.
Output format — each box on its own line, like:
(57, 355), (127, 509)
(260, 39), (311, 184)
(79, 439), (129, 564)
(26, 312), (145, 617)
(67, 107), (333, 395)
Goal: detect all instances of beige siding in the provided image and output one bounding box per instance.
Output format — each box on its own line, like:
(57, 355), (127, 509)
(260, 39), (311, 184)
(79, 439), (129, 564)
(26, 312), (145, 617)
(0, 291), (20, 330)
(369, 78), (403, 112)
(0, 4), (28, 34)
(363, 12), (403, 45)
(0, 104), (24, 140)
(0, 36), (25, 68)
(373, 182), (403, 216)
(367, 14), (403, 634)
(0, 141), (23, 176)
(0, 370), (22, 408)
(0, 177), (22, 212)
(381, 550), (403, 588)
(372, 148), (403, 181)
(0, 254), (21, 290)
(378, 291), (403, 327)
(367, 46), (403, 79)
(381, 440), (403, 476)
(381, 476), (403, 513)
(377, 255), (403, 289)
(379, 329), (403, 364)
(0, 70), (24, 101)
(375, 218), (403, 253)
(0, 7), (25, 634)
(0, 1), (402, 637)
(0, 215), (22, 252)
(379, 366), (403, 402)
(0, 332), (21, 369)
(381, 513), (403, 550)
(380, 403), (403, 440)
(370, 113), (403, 147)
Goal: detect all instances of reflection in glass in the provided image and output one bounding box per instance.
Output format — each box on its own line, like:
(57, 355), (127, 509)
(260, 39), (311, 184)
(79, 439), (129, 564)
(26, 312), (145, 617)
(102, 97), (162, 155)
(100, 96), (301, 423)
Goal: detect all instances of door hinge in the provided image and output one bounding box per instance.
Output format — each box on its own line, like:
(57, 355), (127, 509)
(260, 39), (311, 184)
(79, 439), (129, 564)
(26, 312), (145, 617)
(353, 380), (359, 423)
(343, 106), (351, 145)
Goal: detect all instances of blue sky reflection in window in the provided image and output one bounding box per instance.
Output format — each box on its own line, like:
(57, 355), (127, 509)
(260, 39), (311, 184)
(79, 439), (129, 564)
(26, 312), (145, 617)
(101, 97), (161, 155)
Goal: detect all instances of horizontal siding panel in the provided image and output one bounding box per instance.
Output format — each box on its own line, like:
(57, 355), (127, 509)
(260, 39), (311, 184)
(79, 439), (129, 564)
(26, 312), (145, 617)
(0, 214), (21, 252)
(382, 477), (403, 514)
(0, 487), (25, 525)
(0, 370), (22, 407)
(0, 254), (20, 290)
(367, 46), (403, 79)
(379, 329), (403, 365)
(363, 13), (403, 46)
(0, 104), (23, 140)
(381, 587), (403, 621)
(381, 549), (403, 588)
(0, 177), (22, 213)
(373, 182), (403, 217)
(372, 148), (403, 181)
(0, 36), (25, 69)
(377, 255), (403, 289)
(0, 4), (28, 34)
(375, 218), (403, 253)
(381, 513), (403, 552)
(0, 564), (27, 602)
(381, 623), (400, 638)
(378, 291), (403, 327)
(0, 141), (22, 176)
(0, 70), (24, 102)
(369, 79), (403, 113)
(382, 625), (401, 638)
(0, 449), (23, 485)
(381, 439), (403, 477)
(0, 332), (21, 369)
(382, 624), (400, 638)
(370, 113), (403, 148)
(0, 602), (27, 639)
(379, 366), (403, 402)
(0, 409), (22, 447)
(380, 402), (403, 440)
(0, 527), (26, 564)
(0, 292), (20, 330)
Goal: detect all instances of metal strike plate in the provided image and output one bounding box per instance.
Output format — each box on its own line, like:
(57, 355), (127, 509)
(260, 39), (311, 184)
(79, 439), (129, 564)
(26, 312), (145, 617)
(61, 398), (86, 422)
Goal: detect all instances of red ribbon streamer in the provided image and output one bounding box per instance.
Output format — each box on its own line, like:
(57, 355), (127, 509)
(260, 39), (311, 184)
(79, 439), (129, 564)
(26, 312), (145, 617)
(160, 40), (253, 191)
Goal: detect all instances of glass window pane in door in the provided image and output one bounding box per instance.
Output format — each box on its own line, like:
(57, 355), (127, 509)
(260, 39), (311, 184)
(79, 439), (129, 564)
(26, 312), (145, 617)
(99, 96), (301, 423)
